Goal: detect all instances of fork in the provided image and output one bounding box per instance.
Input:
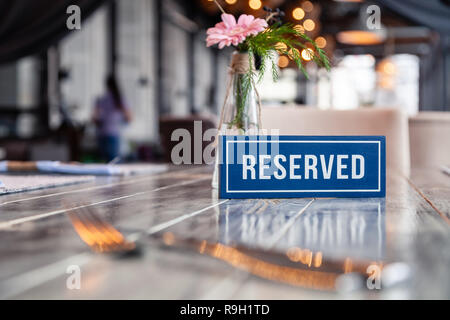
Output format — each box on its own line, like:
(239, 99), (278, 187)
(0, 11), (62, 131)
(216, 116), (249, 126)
(66, 204), (137, 254)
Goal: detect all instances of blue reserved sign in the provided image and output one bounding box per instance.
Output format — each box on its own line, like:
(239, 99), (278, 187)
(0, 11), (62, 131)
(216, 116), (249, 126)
(219, 136), (386, 198)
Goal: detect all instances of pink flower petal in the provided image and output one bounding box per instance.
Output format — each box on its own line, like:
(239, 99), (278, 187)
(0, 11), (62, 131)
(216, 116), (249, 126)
(206, 27), (219, 35)
(205, 14), (266, 49)
(238, 14), (254, 27)
(221, 13), (236, 29)
(214, 22), (227, 30)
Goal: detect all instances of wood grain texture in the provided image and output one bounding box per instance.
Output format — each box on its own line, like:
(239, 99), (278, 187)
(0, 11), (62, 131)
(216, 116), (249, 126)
(0, 165), (448, 299)
(409, 167), (450, 222)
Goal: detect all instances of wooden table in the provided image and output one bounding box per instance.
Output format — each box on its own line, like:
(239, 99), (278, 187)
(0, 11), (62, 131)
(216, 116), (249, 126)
(0, 166), (448, 299)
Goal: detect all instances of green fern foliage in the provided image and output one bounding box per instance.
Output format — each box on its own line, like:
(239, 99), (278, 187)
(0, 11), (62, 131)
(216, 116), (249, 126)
(230, 23), (330, 130)
(244, 23), (330, 80)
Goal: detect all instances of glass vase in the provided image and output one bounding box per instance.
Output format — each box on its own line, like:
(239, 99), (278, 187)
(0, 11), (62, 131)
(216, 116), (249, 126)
(212, 52), (261, 189)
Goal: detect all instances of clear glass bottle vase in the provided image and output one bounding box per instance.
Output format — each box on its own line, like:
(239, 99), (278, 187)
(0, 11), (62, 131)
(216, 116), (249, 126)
(212, 52), (260, 189)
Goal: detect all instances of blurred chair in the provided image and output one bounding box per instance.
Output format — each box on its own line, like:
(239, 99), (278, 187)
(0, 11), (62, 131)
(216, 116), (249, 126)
(159, 114), (217, 164)
(29, 141), (70, 162)
(0, 140), (29, 161)
(261, 106), (410, 176)
(409, 112), (450, 168)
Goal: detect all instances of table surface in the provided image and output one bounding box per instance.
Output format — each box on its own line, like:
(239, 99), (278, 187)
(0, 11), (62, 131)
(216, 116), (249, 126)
(0, 165), (448, 299)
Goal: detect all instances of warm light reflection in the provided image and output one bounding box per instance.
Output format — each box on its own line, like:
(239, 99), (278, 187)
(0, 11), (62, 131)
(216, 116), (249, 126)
(202, 243), (337, 290)
(225, 0), (237, 4)
(249, 0), (262, 10)
(287, 248), (315, 267)
(337, 30), (384, 45)
(380, 61), (396, 75)
(344, 257), (353, 273)
(275, 42), (287, 52)
(377, 58), (398, 90)
(379, 77), (394, 89)
(314, 252), (323, 268)
(301, 48), (314, 61)
(305, 250), (313, 267)
(163, 232), (175, 245)
(315, 36), (327, 48)
(294, 24), (305, 34)
(199, 240), (207, 253)
(302, 1), (314, 12)
(370, 261), (384, 272)
(288, 48), (300, 60)
(292, 7), (305, 20)
(68, 211), (136, 253)
(287, 247), (302, 262)
(159, 231), (383, 291)
(278, 55), (289, 68)
(303, 19), (315, 31)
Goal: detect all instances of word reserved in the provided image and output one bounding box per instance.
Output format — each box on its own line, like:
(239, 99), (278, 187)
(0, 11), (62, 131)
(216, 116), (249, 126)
(219, 136), (385, 198)
(242, 154), (365, 180)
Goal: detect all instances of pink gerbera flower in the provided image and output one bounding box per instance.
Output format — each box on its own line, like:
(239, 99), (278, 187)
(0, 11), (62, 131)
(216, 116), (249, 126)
(206, 14), (268, 49)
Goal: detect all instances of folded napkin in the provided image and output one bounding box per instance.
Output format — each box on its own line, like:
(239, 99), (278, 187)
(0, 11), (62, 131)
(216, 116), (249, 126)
(0, 174), (95, 195)
(0, 161), (167, 176)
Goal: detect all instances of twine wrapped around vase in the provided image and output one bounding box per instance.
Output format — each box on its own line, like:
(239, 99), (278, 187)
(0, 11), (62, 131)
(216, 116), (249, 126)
(230, 52), (250, 74)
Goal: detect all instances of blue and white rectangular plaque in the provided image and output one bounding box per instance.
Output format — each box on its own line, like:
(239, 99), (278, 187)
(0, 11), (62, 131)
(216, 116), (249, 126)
(219, 136), (386, 199)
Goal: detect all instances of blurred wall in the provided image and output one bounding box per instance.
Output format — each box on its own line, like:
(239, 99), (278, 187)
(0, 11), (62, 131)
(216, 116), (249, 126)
(117, 0), (158, 143)
(162, 11), (190, 116)
(0, 58), (40, 108)
(60, 5), (108, 124)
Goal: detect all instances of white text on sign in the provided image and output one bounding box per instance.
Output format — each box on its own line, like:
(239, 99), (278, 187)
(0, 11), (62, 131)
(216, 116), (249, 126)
(242, 154), (365, 180)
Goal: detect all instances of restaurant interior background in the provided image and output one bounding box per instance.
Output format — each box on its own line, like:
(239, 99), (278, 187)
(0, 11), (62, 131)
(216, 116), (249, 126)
(0, 0), (448, 165)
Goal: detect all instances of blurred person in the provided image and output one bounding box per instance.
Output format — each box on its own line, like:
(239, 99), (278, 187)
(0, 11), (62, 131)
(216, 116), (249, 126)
(93, 74), (132, 162)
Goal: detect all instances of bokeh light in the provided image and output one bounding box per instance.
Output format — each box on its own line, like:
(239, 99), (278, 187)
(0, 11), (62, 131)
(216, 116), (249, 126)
(303, 19), (315, 31)
(278, 55), (290, 68)
(315, 36), (327, 48)
(292, 7), (305, 20)
(301, 48), (314, 61)
(249, 0), (262, 10)
(288, 48), (300, 60)
(302, 1), (314, 13)
(275, 42), (287, 52)
(294, 24), (305, 34)
(337, 30), (384, 45)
